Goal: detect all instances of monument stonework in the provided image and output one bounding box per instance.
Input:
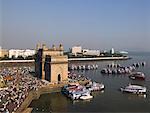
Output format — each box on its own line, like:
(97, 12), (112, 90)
(35, 44), (68, 83)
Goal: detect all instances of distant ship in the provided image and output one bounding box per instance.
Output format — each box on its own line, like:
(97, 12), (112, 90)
(119, 51), (128, 54)
(120, 84), (146, 94)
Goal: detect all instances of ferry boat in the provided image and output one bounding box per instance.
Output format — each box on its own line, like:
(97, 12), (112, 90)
(62, 81), (104, 100)
(61, 83), (91, 100)
(86, 81), (105, 91)
(70, 90), (91, 100)
(120, 84), (146, 94)
(129, 72), (145, 80)
(61, 83), (81, 96)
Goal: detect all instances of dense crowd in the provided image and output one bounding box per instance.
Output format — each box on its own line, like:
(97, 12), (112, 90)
(0, 67), (47, 113)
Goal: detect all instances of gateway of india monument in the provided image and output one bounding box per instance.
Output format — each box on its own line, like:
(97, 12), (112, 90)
(35, 43), (68, 84)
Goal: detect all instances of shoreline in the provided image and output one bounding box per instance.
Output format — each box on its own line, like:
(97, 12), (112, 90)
(0, 56), (130, 63)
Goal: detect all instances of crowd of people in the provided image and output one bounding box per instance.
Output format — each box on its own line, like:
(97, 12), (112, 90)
(0, 67), (47, 113)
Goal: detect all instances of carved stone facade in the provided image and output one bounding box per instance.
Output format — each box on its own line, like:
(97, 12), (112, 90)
(35, 44), (68, 83)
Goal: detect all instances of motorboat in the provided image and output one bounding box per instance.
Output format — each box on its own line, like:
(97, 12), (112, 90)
(70, 90), (91, 100)
(86, 81), (105, 91)
(80, 93), (93, 100)
(70, 91), (83, 100)
(120, 84), (146, 94)
(62, 83), (91, 100)
(129, 72), (145, 80)
(61, 83), (80, 96)
(101, 68), (107, 74)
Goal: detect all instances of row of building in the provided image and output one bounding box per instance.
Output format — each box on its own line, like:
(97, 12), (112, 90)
(0, 46), (35, 58)
(70, 46), (116, 56)
(0, 44), (64, 58)
(0, 45), (128, 59)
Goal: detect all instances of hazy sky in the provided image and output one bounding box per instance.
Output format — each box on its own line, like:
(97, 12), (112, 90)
(1, 0), (150, 51)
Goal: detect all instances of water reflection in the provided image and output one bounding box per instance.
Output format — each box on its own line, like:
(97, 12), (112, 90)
(127, 94), (147, 99)
(31, 92), (69, 112)
(72, 99), (91, 104)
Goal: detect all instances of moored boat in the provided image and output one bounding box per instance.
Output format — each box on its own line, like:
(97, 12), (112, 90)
(80, 93), (93, 100)
(129, 72), (145, 80)
(86, 81), (105, 91)
(61, 83), (91, 100)
(70, 90), (90, 100)
(120, 84), (146, 94)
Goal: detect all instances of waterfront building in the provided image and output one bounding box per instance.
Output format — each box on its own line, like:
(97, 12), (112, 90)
(71, 46), (101, 56)
(71, 46), (82, 56)
(35, 44), (68, 84)
(9, 49), (35, 58)
(0, 47), (9, 58)
(82, 49), (100, 56)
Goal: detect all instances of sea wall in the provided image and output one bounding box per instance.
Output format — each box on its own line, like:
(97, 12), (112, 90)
(16, 80), (90, 113)
(16, 86), (62, 113)
(68, 56), (130, 61)
(0, 62), (34, 68)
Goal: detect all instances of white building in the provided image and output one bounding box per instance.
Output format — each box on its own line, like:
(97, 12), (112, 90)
(82, 49), (100, 56)
(71, 46), (82, 55)
(9, 49), (35, 58)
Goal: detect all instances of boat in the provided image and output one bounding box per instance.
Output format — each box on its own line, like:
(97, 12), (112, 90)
(70, 89), (91, 100)
(86, 81), (105, 91)
(129, 72), (145, 80)
(61, 83), (91, 100)
(101, 68), (108, 74)
(119, 51), (128, 54)
(120, 84), (146, 94)
(80, 93), (93, 100)
(70, 91), (83, 100)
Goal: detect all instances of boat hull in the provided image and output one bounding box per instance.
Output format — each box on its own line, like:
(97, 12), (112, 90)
(129, 76), (145, 80)
(120, 88), (146, 94)
(80, 95), (93, 100)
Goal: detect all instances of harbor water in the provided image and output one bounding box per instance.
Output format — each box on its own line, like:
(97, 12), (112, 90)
(29, 52), (150, 112)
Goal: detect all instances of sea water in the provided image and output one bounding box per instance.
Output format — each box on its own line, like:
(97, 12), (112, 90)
(30, 52), (150, 112)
